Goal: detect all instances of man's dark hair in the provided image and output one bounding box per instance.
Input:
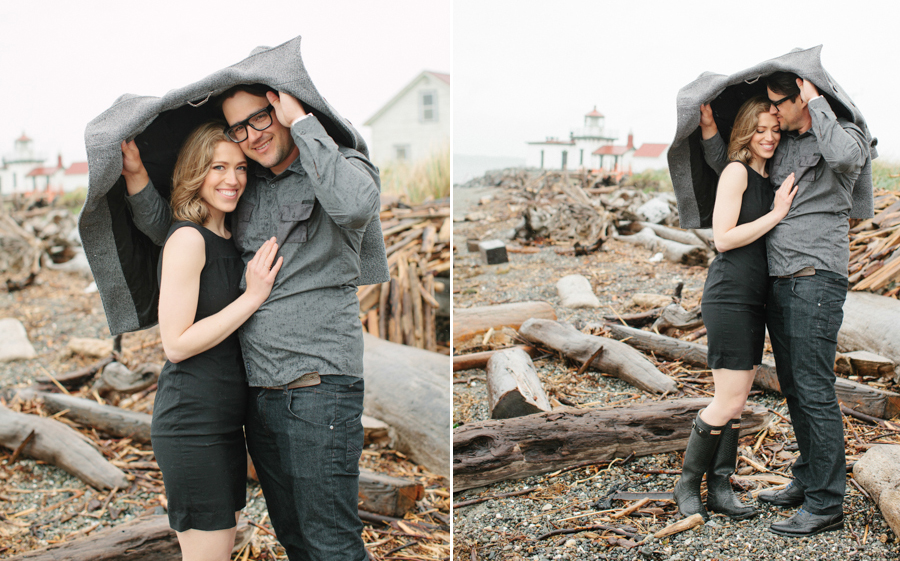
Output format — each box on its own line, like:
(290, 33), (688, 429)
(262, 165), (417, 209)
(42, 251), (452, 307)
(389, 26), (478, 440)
(216, 83), (310, 117)
(766, 72), (801, 98)
(216, 83), (277, 109)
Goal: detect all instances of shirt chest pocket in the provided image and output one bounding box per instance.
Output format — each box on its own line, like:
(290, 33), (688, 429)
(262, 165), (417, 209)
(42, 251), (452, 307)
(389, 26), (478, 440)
(278, 201), (315, 244)
(234, 202), (254, 248)
(795, 153), (822, 184)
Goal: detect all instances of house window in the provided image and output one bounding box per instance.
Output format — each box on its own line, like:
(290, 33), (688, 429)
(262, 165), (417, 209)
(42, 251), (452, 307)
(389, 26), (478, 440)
(580, 149), (584, 166)
(540, 150), (544, 169)
(420, 91), (437, 122)
(561, 150), (568, 169)
(395, 145), (411, 161)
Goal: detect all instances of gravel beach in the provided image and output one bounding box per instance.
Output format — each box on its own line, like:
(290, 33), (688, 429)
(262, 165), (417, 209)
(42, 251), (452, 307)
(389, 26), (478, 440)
(452, 180), (900, 561)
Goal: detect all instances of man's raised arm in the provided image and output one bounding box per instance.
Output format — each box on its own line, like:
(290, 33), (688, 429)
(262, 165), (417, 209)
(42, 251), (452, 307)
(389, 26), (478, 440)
(698, 103), (728, 175)
(269, 91), (380, 230)
(121, 140), (172, 246)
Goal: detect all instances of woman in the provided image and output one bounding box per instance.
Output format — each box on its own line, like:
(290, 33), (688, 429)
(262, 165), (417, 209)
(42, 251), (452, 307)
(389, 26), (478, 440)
(673, 96), (797, 521)
(121, 122), (282, 560)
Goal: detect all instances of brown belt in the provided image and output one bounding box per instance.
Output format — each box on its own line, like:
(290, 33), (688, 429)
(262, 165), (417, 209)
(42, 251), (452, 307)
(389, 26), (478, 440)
(776, 266), (816, 279)
(262, 372), (321, 390)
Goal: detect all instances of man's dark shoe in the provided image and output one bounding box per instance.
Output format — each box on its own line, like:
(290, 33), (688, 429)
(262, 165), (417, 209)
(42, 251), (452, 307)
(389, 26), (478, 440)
(769, 508), (843, 537)
(757, 481), (805, 507)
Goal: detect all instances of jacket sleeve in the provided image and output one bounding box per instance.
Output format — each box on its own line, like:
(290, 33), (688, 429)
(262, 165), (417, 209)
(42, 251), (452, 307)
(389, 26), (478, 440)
(290, 115), (381, 231)
(700, 132), (729, 175)
(808, 97), (868, 175)
(124, 179), (172, 246)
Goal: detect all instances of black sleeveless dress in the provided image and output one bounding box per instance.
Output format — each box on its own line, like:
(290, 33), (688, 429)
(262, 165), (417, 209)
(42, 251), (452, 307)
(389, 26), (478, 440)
(701, 163), (775, 370)
(150, 221), (248, 532)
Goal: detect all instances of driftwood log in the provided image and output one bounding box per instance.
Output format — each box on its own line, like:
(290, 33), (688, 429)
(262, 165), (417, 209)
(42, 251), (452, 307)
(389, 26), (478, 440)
(453, 398), (770, 491)
(518, 319), (678, 395)
(613, 228), (709, 266)
(35, 356), (114, 386)
(453, 345), (540, 372)
(453, 301), (557, 348)
(363, 333), (450, 477)
(7, 515), (251, 560)
(839, 351), (896, 378)
(0, 404), (129, 490)
(634, 222), (708, 248)
(486, 347), (551, 419)
(91, 362), (161, 397)
(16, 389), (152, 442)
(852, 445), (900, 538)
(359, 469), (425, 518)
(603, 323), (900, 420)
(839, 291), (900, 383)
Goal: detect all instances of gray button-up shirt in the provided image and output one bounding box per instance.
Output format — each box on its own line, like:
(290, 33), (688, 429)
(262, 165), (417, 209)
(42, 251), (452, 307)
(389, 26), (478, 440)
(701, 97), (868, 277)
(126, 115), (381, 386)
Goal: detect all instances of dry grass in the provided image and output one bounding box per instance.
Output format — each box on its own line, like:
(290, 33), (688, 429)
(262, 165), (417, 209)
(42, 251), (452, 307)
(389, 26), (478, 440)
(380, 143), (450, 204)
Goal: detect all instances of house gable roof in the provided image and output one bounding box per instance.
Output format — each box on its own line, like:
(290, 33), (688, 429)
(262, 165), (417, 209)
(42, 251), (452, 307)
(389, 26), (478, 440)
(593, 145), (631, 156)
(27, 166), (61, 177)
(633, 143), (669, 158)
(66, 162), (89, 175)
(364, 70), (450, 126)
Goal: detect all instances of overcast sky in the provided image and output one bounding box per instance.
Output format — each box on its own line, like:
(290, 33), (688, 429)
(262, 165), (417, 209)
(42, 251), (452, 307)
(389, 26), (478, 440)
(0, 0), (451, 167)
(454, 0), (900, 163)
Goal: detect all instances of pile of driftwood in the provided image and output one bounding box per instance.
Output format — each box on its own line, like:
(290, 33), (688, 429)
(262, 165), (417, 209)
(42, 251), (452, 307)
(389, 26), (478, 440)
(462, 169), (714, 263)
(452, 298), (900, 540)
(849, 189), (900, 295)
(358, 197), (451, 353)
(0, 336), (450, 559)
(0, 202), (83, 289)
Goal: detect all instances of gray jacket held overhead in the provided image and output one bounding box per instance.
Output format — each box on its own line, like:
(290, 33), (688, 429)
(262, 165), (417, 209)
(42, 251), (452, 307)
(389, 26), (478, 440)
(78, 35), (389, 336)
(668, 45), (878, 229)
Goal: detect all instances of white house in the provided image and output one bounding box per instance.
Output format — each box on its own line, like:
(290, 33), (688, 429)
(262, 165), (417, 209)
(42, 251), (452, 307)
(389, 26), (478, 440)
(364, 70), (450, 166)
(526, 108), (669, 174)
(0, 133), (88, 195)
(629, 143), (669, 173)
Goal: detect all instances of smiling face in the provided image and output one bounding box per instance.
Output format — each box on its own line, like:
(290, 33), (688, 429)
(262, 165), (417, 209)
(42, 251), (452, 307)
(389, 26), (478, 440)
(198, 141), (247, 220)
(222, 91), (298, 175)
(748, 112), (781, 164)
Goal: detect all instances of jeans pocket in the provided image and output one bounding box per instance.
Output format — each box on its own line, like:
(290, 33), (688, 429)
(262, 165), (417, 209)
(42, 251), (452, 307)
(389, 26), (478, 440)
(345, 410), (363, 475)
(286, 387), (335, 427)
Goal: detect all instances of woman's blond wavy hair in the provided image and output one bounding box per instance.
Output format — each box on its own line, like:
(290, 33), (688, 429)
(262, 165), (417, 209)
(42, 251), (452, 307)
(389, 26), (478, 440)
(170, 121), (233, 225)
(727, 96), (776, 165)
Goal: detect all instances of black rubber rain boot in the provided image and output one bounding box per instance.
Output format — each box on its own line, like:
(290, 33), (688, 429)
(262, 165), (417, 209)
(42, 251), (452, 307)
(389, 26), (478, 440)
(673, 414), (724, 520)
(706, 418), (757, 520)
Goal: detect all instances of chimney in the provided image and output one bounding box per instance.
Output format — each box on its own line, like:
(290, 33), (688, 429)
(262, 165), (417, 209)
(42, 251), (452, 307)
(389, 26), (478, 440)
(57, 154), (64, 169)
(626, 131), (634, 150)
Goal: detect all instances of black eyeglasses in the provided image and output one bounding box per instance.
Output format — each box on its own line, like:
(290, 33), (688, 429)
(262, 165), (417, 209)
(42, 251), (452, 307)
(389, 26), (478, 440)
(770, 94), (795, 111)
(225, 105), (275, 143)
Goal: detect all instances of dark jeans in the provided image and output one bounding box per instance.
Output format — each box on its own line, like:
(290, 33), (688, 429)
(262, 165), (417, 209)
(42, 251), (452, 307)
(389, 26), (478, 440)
(767, 271), (847, 515)
(246, 377), (367, 561)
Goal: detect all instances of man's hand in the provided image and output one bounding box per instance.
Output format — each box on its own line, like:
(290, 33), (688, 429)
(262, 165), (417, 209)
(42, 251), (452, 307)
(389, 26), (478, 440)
(797, 78), (820, 105)
(699, 103), (718, 140)
(267, 91), (308, 128)
(121, 140), (150, 195)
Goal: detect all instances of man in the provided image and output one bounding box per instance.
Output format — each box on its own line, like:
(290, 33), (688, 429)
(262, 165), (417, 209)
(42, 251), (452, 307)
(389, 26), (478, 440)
(699, 71), (869, 537)
(123, 84), (380, 561)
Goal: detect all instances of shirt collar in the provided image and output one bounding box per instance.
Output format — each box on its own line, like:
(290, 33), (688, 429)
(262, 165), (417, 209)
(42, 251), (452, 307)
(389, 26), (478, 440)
(251, 156), (305, 180)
